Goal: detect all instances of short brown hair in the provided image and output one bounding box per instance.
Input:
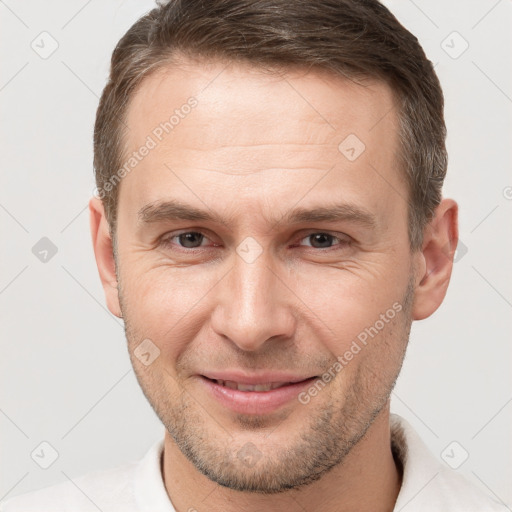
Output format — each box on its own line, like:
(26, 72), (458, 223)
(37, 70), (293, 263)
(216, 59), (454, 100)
(94, 0), (447, 251)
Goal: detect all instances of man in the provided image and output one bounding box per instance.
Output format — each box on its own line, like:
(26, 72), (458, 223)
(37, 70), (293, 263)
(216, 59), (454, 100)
(1, 0), (506, 511)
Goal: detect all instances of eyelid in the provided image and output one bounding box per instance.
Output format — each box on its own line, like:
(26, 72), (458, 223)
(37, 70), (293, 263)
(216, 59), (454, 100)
(160, 229), (214, 248)
(295, 230), (350, 248)
(160, 229), (350, 251)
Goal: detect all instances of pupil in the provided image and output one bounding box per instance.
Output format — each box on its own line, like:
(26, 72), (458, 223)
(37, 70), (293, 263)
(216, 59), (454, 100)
(179, 232), (203, 248)
(311, 234), (332, 248)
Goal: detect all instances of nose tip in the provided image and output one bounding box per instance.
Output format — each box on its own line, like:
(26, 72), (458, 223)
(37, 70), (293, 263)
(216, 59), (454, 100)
(210, 258), (296, 352)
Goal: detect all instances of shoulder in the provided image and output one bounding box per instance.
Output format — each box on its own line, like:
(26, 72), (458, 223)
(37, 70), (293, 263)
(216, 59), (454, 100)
(391, 414), (508, 512)
(426, 469), (508, 511)
(0, 459), (138, 512)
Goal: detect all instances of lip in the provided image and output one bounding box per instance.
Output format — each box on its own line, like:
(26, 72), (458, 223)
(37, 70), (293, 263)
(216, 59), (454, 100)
(201, 370), (315, 385)
(198, 373), (317, 415)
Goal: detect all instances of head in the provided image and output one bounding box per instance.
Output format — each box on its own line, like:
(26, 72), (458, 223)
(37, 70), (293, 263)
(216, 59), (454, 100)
(90, 0), (458, 495)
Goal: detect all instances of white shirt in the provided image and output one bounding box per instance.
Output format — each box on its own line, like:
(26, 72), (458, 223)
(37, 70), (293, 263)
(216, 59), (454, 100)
(1, 414), (507, 511)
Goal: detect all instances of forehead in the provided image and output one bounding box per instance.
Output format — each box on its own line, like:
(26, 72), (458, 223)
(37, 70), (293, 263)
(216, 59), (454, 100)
(119, 58), (404, 229)
(125, 58), (398, 149)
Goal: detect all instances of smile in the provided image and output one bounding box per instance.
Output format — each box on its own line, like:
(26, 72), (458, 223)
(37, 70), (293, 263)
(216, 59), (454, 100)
(199, 374), (318, 414)
(213, 380), (293, 391)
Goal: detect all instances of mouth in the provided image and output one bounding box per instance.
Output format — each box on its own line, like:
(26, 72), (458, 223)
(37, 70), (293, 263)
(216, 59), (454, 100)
(205, 378), (306, 392)
(198, 374), (318, 414)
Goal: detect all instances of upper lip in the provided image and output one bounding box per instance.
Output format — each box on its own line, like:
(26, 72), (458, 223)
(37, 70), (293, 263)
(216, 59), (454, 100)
(200, 371), (316, 385)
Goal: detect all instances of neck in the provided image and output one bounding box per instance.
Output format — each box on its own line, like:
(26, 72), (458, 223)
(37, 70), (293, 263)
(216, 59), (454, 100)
(162, 406), (401, 512)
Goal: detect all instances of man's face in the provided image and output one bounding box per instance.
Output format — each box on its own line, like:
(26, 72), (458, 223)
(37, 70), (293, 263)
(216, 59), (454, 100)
(113, 60), (419, 492)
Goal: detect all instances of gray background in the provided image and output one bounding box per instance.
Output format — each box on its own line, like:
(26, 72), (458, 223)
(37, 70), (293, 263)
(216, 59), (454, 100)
(1, 0), (511, 507)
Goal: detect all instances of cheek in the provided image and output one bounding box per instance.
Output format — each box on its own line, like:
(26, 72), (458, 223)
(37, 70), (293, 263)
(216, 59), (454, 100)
(322, 306), (409, 399)
(291, 264), (408, 352)
(122, 265), (218, 357)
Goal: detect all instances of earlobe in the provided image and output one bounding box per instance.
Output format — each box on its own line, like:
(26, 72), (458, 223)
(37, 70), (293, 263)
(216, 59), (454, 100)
(89, 197), (122, 318)
(412, 198), (459, 321)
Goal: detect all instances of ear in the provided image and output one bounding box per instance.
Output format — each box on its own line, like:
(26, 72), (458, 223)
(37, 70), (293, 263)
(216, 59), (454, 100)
(412, 198), (459, 321)
(89, 196), (122, 318)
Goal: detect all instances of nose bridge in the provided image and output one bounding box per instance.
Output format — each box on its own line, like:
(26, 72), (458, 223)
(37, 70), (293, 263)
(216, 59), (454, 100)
(234, 254), (274, 320)
(211, 249), (295, 351)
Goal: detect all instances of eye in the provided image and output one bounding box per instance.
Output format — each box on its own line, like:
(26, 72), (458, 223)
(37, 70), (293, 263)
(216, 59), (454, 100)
(160, 231), (211, 249)
(298, 232), (349, 250)
(158, 230), (350, 253)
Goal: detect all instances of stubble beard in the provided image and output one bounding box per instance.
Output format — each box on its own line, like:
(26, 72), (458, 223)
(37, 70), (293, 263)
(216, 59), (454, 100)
(119, 272), (414, 494)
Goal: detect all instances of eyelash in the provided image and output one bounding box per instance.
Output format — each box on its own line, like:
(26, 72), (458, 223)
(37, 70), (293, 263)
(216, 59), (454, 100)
(159, 230), (350, 252)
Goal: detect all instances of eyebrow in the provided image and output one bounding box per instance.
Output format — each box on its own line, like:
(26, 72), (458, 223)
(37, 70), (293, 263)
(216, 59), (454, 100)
(137, 199), (377, 230)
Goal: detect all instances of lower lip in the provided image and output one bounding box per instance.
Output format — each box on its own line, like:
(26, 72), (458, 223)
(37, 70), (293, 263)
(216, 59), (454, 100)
(198, 376), (317, 415)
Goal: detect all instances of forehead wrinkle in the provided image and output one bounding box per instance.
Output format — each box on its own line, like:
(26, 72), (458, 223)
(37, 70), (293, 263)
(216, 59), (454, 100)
(175, 166), (334, 175)
(154, 140), (342, 177)
(177, 141), (334, 150)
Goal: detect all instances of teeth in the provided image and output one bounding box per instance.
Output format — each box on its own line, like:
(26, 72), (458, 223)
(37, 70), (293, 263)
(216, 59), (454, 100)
(215, 380), (288, 391)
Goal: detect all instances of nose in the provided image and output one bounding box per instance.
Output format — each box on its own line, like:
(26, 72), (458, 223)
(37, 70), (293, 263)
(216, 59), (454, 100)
(210, 251), (297, 352)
